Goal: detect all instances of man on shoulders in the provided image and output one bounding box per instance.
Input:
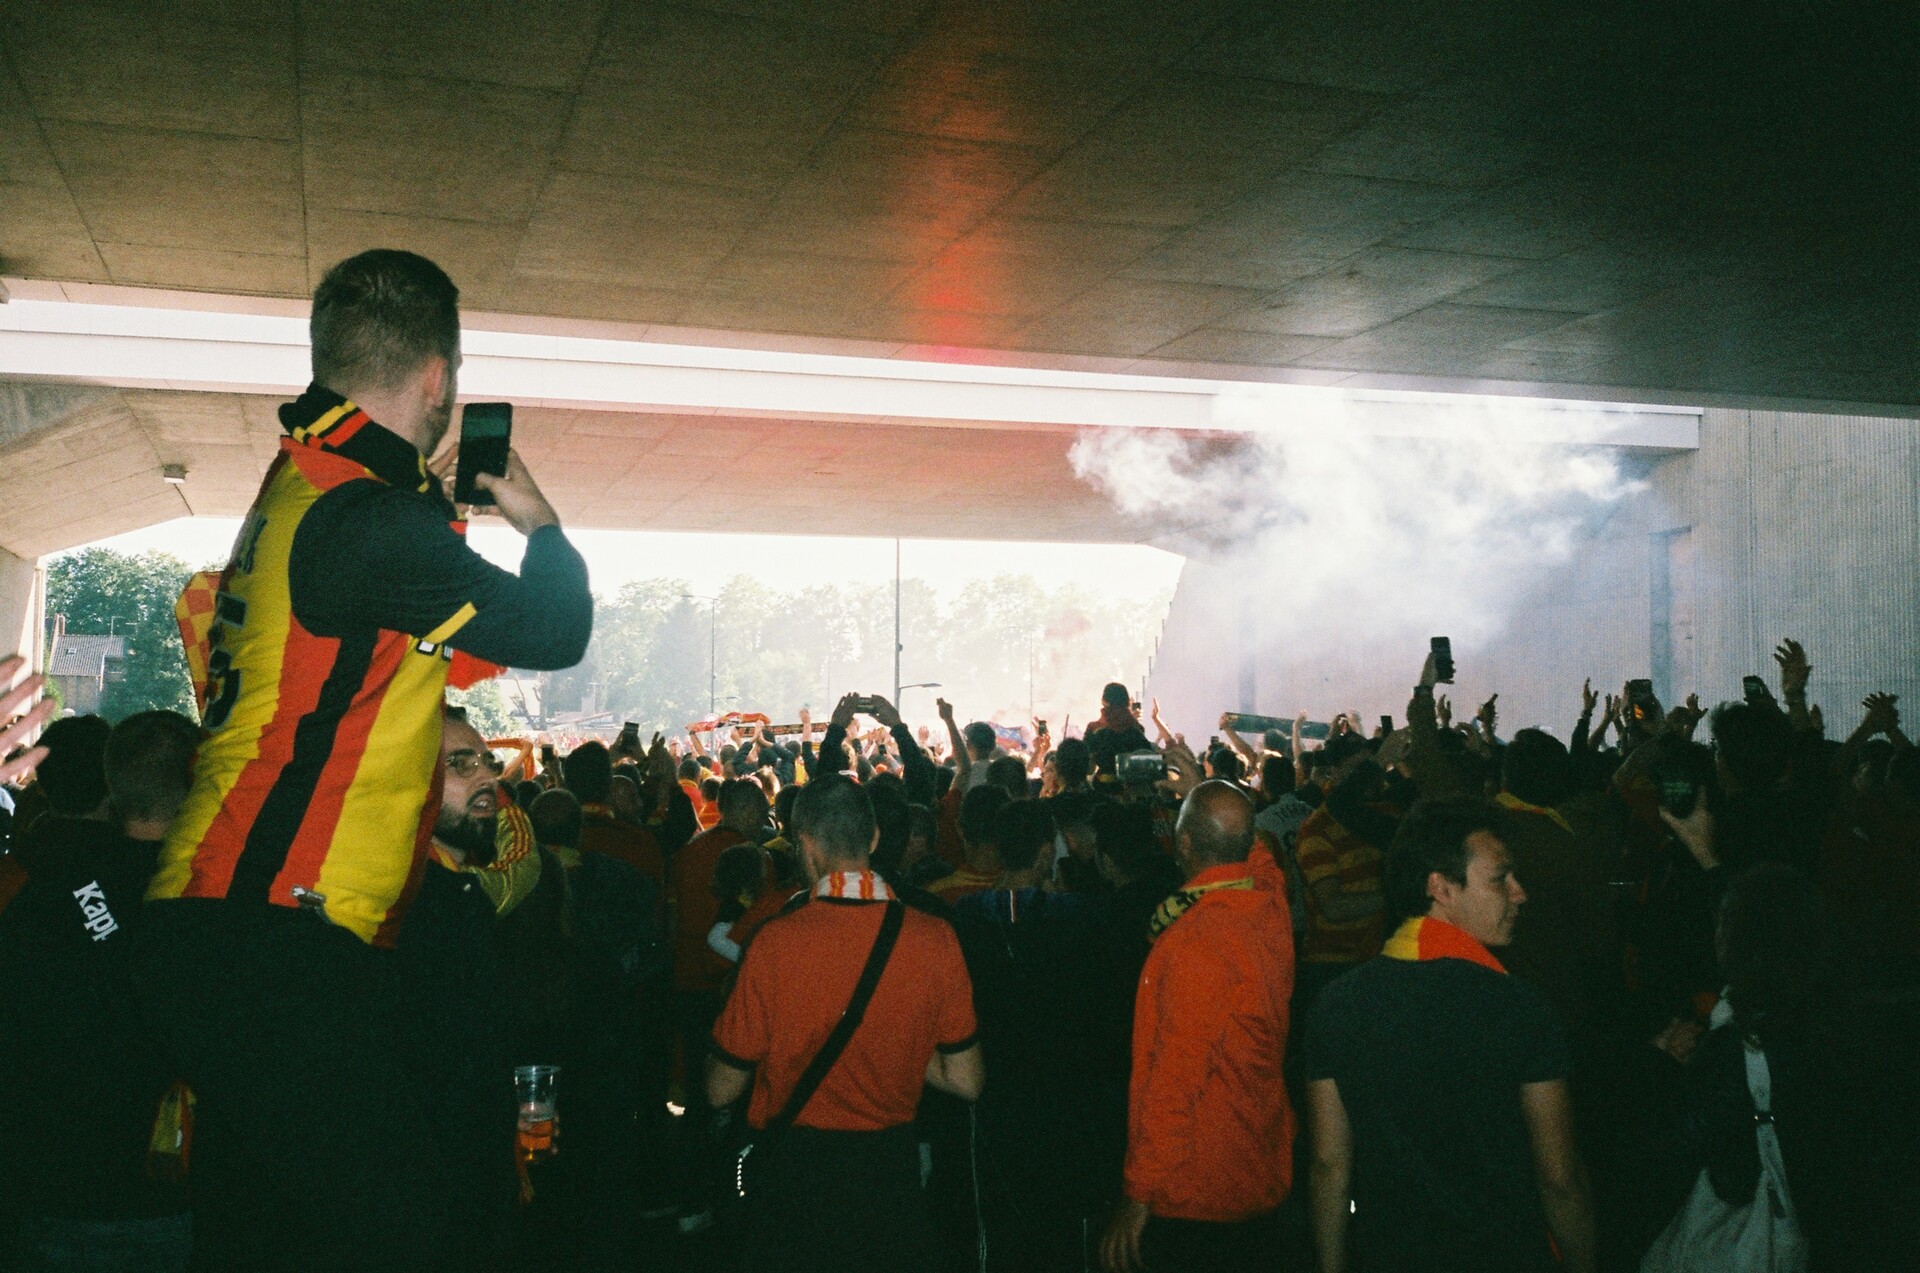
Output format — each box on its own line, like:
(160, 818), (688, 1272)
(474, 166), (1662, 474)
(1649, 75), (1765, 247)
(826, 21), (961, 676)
(136, 249), (592, 1272)
(1305, 799), (1595, 1273)
(707, 774), (982, 1272)
(1101, 780), (1295, 1273)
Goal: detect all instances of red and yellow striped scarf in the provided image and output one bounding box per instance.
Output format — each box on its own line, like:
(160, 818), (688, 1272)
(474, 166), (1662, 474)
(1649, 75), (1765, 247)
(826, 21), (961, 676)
(1381, 915), (1507, 974)
(1148, 875), (1255, 940)
(816, 870), (896, 902)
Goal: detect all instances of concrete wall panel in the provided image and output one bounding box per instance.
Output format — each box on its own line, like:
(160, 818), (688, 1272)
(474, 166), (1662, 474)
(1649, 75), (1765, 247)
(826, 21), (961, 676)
(1148, 408), (1920, 745)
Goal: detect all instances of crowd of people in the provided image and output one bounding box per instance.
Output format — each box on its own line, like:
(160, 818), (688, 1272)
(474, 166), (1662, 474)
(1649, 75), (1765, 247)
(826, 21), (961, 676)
(0, 250), (1914, 1273)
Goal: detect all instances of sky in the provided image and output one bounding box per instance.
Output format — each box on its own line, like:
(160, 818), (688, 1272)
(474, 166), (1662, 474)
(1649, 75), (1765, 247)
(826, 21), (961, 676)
(61, 518), (1188, 606)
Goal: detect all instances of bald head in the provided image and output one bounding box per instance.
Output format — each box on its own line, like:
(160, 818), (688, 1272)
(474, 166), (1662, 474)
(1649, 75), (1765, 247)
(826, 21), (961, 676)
(1176, 780), (1256, 871)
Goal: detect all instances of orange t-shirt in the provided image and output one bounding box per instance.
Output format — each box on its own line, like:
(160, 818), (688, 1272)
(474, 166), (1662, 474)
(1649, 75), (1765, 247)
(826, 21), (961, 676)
(712, 896), (977, 1131)
(671, 826), (746, 992)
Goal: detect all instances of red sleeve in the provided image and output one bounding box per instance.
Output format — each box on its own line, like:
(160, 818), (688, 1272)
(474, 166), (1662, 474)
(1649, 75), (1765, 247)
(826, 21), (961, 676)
(928, 921), (978, 1051)
(1124, 929), (1228, 1208)
(711, 928), (775, 1067)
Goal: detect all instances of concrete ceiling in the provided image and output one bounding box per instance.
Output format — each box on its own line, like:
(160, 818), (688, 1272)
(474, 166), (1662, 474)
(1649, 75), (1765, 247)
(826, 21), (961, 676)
(0, 386), (1160, 559)
(3, 1), (1917, 406)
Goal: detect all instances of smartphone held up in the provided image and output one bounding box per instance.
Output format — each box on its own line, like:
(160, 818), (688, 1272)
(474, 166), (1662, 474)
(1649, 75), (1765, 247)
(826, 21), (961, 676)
(454, 402), (513, 506)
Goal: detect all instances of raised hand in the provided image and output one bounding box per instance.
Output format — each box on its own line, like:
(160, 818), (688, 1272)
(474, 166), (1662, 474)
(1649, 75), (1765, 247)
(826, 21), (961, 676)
(0, 655), (55, 787)
(1862, 692), (1900, 737)
(1809, 704), (1826, 735)
(830, 693), (860, 732)
(935, 697), (955, 723)
(1774, 639), (1811, 699)
(1476, 694), (1499, 733)
(1667, 695), (1706, 739)
(1437, 695), (1453, 729)
(866, 695), (903, 730)
(1162, 738), (1203, 798)
(1581, 678), (1598, 716)
(472, 449), (561, 537)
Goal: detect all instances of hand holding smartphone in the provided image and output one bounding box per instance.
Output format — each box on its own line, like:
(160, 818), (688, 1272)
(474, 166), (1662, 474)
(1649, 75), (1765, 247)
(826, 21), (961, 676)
(455, 403), (512, 506)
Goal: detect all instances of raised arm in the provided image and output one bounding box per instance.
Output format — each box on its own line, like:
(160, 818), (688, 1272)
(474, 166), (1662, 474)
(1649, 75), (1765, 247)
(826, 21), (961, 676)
(1774, 638), (1814, 734)
(1219, 712), (1259, 766)
(816, 692), (858, 774)
(1834, 693), (1901, 778)
(1148, 697), (1175, 748)
(1570, 679), (1597, 753)
(870, 695), (935, 805)
(938, 697), (971, 790)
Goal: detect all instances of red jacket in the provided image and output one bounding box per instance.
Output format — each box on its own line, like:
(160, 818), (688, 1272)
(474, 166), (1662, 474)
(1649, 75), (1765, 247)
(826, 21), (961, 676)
(1125, 845), (1296, 1221)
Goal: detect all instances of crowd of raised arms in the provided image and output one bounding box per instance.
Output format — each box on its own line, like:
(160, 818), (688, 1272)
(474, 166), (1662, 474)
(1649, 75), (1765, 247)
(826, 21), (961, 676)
(0, 251), (1914, 1273)
(1, 646), (1915, 1273)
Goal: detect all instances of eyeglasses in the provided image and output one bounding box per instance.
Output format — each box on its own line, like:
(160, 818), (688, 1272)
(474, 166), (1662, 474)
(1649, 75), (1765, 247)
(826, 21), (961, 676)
(446, 750), (505, 778)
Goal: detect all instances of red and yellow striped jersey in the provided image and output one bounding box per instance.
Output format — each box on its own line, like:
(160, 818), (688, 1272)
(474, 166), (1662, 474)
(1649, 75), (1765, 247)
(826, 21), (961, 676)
(149, 386), (593, 945)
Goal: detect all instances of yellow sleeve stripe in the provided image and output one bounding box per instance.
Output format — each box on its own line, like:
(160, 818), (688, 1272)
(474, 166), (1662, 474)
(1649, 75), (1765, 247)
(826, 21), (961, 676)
(422, 602), (478, 645)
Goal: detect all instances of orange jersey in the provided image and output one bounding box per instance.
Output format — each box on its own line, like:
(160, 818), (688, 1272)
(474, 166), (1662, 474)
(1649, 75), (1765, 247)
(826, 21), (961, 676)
(148, 386), (591, 945)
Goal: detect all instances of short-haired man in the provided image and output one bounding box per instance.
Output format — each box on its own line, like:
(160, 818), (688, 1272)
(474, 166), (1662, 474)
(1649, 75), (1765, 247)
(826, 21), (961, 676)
(1101, 780), (1295, 1273)
(136, 249), (593, 1271)
(1305, 799), (1595, 1273)
(0, 711), (199, 1268)
(961, 720), (1002, 790)
(928, 783), (1008, 902)
(1494, 729), (1616, 1040)
(707, 774), (982, 1272)
(565, 740), (667, 895)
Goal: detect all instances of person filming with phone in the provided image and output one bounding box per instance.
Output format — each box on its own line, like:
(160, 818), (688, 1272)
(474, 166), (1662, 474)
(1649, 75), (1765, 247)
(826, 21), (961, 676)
(136, 249), (592, 1273)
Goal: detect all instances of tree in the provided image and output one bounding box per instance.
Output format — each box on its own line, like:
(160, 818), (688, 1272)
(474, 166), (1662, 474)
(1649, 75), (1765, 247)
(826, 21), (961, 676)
(45, 548), (198, 720)
(446, 680), (517, 736)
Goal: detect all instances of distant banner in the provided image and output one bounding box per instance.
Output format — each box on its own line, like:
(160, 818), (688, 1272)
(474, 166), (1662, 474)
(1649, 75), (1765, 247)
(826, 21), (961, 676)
(991, 722), (1031, 752)
(685, 711), (772, 734)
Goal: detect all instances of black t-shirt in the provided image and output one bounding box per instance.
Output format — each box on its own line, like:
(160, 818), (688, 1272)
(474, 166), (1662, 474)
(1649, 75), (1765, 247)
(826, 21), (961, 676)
(1306, 956), (1569, 1273)
(0, 818), (180, 1218)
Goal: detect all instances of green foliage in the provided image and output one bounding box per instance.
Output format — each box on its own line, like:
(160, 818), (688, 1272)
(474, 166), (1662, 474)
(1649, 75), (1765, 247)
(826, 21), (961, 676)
(45, 548), (197, 721)
(446, 679), (517, 736)
(532, 571), (1173, 735)
(39, 547), (1175, 736)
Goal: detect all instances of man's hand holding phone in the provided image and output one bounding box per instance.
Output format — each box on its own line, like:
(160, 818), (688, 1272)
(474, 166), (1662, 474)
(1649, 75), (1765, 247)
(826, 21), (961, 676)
(473, 450), (559, 537)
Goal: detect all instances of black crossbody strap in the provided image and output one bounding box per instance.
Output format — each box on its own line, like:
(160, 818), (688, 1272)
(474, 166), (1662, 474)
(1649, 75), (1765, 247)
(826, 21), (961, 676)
(764, 900), (905, 1137)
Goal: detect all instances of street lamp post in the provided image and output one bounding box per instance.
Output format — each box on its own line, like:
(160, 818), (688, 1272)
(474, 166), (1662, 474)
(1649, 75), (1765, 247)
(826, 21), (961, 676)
(683, 592), (718, 715)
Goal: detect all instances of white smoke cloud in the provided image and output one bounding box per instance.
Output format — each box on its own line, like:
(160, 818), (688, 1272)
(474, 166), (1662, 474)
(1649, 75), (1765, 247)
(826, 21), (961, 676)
(1070, 394), (1646, 659)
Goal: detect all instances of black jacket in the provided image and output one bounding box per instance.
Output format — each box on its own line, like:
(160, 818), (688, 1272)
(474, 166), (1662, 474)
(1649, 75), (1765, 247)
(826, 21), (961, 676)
(0, 817), (181, 1218)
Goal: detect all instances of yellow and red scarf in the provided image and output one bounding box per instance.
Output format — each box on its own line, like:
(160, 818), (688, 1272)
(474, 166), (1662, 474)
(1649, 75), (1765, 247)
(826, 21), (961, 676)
(816, 870), (896, 901)
(1148, 874), (1255, 940)
(1381, 915), (1506, 974)
(427, 801), (541, 916)
(1494, 791), (1573, 835)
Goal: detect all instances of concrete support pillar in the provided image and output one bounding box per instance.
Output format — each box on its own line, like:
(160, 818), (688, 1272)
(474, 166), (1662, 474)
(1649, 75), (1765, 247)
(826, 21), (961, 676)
(0, 545), (42, 670)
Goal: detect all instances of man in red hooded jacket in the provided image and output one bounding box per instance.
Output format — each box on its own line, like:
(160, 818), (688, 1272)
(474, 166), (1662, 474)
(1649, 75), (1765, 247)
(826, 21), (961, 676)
(1100, 780), (1297, 1273)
